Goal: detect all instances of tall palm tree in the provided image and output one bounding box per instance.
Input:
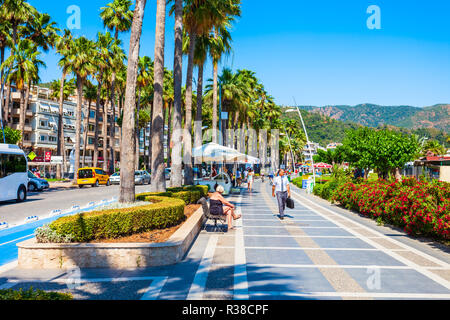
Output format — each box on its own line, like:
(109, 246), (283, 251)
(68, 36), (96, 184)
(210, 1), (241, 143)
(150, 0), (167, 192)
(169, 0), (183, 188)
(182, 0), (219, 186)
(55, 29), (74, 179)
(92, 32), (114, 170)
(1, 39), (44, 148)
(22, 11), (59, 52)
(136, 55), (153, 170)
(119, 0), (147, 203)
(82, 81), (96, 168)
(0, 0), (35, 49)
(100, 0), (133, 174)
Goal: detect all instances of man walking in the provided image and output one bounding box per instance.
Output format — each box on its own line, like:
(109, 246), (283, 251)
(272, 169), (291, 220)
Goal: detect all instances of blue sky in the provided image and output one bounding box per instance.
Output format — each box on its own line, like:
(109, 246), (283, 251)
(27, 0), (450, 107)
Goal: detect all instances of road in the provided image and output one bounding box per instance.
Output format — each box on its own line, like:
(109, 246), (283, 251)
(1, 181), (449, 300)
(0, 184), (151, 227)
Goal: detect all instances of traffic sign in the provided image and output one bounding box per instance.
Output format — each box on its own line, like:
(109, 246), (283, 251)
(28, 151), (36, 161)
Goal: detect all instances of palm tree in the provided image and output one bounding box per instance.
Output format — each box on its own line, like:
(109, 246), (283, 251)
(182, 0), (220, 185)
(149, 0), (167, 192)
(1, 39), (44, 148)
(55, 29), (74, 179)
(136, 56), (154, 170)
(0, 0), (35, 49)
(92, 32), (115, 170)
(422, 140), (446, 156)
(210, 1), (241, 143)
(100, 0), (133, 40)
(169, 0), (183, 188)
(82, 81), (96, 167)
(100, 0), (133, 174)
(68, 36), (96, 184)
(119, 0), (147, 203)
(22, 11), (59, 52)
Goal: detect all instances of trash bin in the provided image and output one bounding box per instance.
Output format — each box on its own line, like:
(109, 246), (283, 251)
(302, 179), (308, 189)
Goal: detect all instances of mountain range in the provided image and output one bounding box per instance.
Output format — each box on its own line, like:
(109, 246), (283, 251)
(296, 104), (449, 133)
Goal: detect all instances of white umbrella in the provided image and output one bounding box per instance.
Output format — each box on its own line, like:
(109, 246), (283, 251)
(193, 143), (244, 163)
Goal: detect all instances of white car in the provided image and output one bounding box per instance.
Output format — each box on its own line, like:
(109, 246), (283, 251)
(0, 144), (28, 202)
(109, 171), (151, 185)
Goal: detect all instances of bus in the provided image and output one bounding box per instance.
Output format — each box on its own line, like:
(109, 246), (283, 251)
(0, 144), (28, 202)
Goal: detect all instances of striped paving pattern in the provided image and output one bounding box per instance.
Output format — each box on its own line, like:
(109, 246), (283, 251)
(1, 181), (449, 300)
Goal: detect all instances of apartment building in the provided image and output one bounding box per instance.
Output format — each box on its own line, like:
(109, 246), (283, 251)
(5, 85), (121, 177)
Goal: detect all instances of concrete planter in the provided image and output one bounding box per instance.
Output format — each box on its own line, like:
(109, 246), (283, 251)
(17, 207), (205, 269)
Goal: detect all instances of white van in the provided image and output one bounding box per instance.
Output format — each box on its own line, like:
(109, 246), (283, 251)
(0, 144), (28, 202)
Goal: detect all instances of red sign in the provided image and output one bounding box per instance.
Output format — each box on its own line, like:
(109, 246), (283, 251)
(45, 152), (52, 162)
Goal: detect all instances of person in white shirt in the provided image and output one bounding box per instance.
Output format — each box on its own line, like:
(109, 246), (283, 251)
(272, 169), (291, 220)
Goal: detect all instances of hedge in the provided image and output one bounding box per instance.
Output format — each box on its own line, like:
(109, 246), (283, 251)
(49, 196), (185, 242)
(0, 288), (72, 300)
(136, 185), (208, 205)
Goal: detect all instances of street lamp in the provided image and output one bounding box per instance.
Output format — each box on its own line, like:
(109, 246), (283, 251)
(285, 106), (316, 185)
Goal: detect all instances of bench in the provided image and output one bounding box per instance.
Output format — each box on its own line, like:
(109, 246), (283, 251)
(197, 197), (228, 232)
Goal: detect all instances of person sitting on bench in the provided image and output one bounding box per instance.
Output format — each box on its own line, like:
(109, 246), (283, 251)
(209, 185), (242, 230)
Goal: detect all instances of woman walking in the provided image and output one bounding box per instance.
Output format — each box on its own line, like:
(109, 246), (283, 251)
(247, 168), (255, 192)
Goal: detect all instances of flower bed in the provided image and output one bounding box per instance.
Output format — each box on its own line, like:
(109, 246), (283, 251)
(331, 178), (450, 240)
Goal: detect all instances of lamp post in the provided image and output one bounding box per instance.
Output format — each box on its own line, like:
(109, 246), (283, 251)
(285, 106), (316, 184)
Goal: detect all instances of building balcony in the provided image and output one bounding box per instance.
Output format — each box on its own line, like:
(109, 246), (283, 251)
(11, 124), (33, 132)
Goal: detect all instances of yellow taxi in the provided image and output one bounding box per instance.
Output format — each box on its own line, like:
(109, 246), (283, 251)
(77, 168), (111, 188)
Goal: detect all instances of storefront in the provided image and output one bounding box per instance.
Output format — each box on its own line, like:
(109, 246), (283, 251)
(413, 156), (450, 183)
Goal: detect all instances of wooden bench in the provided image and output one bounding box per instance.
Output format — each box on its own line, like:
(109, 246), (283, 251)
(197, 197), (228, 232)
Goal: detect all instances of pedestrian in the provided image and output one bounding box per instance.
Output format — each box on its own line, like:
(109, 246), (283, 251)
(268, 169), (274, 185)
(247, 168), (254, 192)
(272, 169), (291, 220)
(243, 168), (248, 183)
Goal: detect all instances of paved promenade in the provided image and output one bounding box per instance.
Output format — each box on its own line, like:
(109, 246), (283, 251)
(1, 181), (450, 300)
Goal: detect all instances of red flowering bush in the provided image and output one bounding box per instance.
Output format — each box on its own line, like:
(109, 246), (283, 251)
(332, 178), (450, 240)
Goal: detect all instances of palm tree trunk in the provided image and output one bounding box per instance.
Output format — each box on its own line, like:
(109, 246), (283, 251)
(167, 102), (172, 168)
(56, 73), (67, 179)
(74, 76), (84, 184)
(147, 104), (153, 171)
(119, 0), (147, 203)
(109, 76), (117, 175)
(18, 88), (26, 148)
(93, 75), (103, 168)
(135, 91), (141, 170)
(183, 32), (196, 186)
(102, 90), (109, 172)
(150, 0), (167, 192)
(170, 0), (183, 188)
(82, 100), (91, 168)
(3, 82), (11, 125)
(194, 63), (204, 150)
(212, 60), (218, 143)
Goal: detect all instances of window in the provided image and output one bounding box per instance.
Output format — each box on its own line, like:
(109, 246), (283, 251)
(40, 120), (48, 128)
(78, 169), (93, 179)
(95, 169), (104, 175)
(49, 136), (57, 142)
(0, 154), (27, 178)
(88, 137), (94, 145)
(89, 111), (95, 119)
(40, 135), (47, 142)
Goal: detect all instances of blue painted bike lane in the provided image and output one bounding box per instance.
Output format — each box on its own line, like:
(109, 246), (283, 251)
(0, 199), (117, 267)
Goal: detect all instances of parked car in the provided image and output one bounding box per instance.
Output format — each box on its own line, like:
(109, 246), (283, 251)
(77, 168), (111, 188)
(27, 171), (49, 192)
(110, 172), (121, 185)
(135, 170), (151, 185)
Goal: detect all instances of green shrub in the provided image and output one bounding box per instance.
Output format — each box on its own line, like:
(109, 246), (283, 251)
(0, 287), (72, 300)
(136, 185), (207, 205)
(313, 184), (324, 197)
(49, 196), (185, 242)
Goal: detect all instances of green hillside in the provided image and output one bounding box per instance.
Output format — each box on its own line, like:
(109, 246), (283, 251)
(297, 104), (450, 133)
(282, 107), (449, 148)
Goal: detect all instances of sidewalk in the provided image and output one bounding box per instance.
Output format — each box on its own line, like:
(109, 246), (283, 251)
(1, 181), (449, 300)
